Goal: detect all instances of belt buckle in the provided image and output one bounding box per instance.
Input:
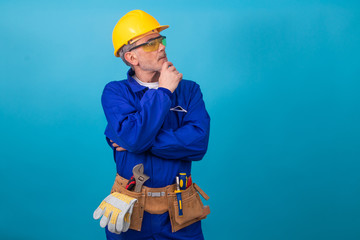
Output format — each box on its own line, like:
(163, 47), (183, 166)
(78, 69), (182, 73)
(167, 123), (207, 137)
(147, 192), (165, 197)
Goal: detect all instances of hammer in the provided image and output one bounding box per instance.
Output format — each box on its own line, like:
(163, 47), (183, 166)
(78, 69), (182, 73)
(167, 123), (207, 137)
(132, 164), (150, 192)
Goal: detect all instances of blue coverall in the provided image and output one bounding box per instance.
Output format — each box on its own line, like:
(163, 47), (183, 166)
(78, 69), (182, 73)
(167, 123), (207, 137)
(101, 69), (210, 240)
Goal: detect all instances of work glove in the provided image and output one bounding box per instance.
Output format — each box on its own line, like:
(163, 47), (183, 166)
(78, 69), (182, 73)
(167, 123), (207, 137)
(93, 192), (137, 234)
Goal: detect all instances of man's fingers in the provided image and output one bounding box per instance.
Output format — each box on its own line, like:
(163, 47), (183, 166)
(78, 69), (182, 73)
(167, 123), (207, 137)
(110, 141), (126, 151)
(116, 147), (127, 152)
(110, 139), (114, 142)
(168, 66), (176, 72)
(162, 61), (173, 70)
(112, 142), (119, 147)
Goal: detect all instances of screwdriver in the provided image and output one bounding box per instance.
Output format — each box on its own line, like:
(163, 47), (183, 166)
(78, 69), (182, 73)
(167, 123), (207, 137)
(175, 176), (183, 216)
(179, 173), (187, 190)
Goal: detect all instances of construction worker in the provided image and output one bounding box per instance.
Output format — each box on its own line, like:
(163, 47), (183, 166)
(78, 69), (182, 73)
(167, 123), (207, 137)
(101, 10), (210, 240)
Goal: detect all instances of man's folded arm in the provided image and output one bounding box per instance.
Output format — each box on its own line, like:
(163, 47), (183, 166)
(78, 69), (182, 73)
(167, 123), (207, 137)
(150, 83), (210, 161)
(105, 137), (115, 150)
(102, 82), (172, 153)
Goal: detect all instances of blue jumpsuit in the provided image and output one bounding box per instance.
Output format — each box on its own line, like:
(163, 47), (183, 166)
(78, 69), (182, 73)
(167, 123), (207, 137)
(101, 69), (210, 240)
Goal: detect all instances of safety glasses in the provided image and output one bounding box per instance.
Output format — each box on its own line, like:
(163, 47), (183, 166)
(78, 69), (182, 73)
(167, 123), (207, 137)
(129, 36), (166, 52)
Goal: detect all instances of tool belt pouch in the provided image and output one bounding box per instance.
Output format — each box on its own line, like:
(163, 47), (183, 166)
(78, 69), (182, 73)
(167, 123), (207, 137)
(110, 175), (210, 233)
(168, 183), (210, 232)
(110, 176), (145, 232)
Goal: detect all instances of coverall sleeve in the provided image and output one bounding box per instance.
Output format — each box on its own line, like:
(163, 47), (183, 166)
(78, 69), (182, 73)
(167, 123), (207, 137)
(101, 82), (172, 153)
(150, 84), (210, 161)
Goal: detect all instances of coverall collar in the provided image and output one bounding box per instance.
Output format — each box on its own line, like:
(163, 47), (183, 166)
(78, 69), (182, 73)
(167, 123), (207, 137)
(127, 69), (149, 92)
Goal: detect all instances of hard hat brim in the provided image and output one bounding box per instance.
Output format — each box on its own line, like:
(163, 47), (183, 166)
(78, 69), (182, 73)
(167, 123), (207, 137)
(114, 25), (169, 57)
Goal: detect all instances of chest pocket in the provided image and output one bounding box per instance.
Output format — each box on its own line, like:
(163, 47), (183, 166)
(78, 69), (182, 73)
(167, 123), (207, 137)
(162, 106), (188, 129)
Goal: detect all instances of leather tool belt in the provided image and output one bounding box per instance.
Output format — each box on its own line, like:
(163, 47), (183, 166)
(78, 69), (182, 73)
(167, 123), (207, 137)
(110, 174), (210, 232)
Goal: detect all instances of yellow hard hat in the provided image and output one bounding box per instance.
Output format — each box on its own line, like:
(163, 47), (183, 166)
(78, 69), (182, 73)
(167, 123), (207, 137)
(112, 10), (169, 57)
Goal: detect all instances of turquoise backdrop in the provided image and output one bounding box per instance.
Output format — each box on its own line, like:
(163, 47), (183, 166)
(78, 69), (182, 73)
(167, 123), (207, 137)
(1, 0), (359, 239)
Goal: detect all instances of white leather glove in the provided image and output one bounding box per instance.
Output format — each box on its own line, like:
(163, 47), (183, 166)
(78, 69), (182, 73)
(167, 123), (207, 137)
(93, 192), (137, 234)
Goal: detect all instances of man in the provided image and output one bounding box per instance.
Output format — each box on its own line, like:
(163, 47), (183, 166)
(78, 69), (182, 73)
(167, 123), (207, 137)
(101, 10), (210, 240)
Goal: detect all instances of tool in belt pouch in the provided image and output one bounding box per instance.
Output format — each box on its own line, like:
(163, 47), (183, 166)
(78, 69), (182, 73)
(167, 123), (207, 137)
(111, 174), (211, 232)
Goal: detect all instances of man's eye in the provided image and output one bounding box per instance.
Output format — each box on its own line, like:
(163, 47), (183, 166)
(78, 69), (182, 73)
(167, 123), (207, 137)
(147, 41), (156, 46)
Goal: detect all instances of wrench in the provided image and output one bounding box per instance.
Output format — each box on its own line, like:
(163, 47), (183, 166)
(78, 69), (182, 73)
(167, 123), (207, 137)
(132, 164), (150, 192)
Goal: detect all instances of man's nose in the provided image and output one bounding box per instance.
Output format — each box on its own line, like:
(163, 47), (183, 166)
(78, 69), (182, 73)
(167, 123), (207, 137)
(158, 42), (166, 51)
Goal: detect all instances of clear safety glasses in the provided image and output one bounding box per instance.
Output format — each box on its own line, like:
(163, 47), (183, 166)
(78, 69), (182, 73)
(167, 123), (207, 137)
(129, 36), (167, 52)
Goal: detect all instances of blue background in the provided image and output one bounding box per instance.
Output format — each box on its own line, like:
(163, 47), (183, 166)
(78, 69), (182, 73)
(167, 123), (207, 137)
(1, 0), (359, 239)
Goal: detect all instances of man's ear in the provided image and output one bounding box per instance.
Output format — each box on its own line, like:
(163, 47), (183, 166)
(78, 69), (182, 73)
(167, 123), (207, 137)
(124, 52), (138, 66)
